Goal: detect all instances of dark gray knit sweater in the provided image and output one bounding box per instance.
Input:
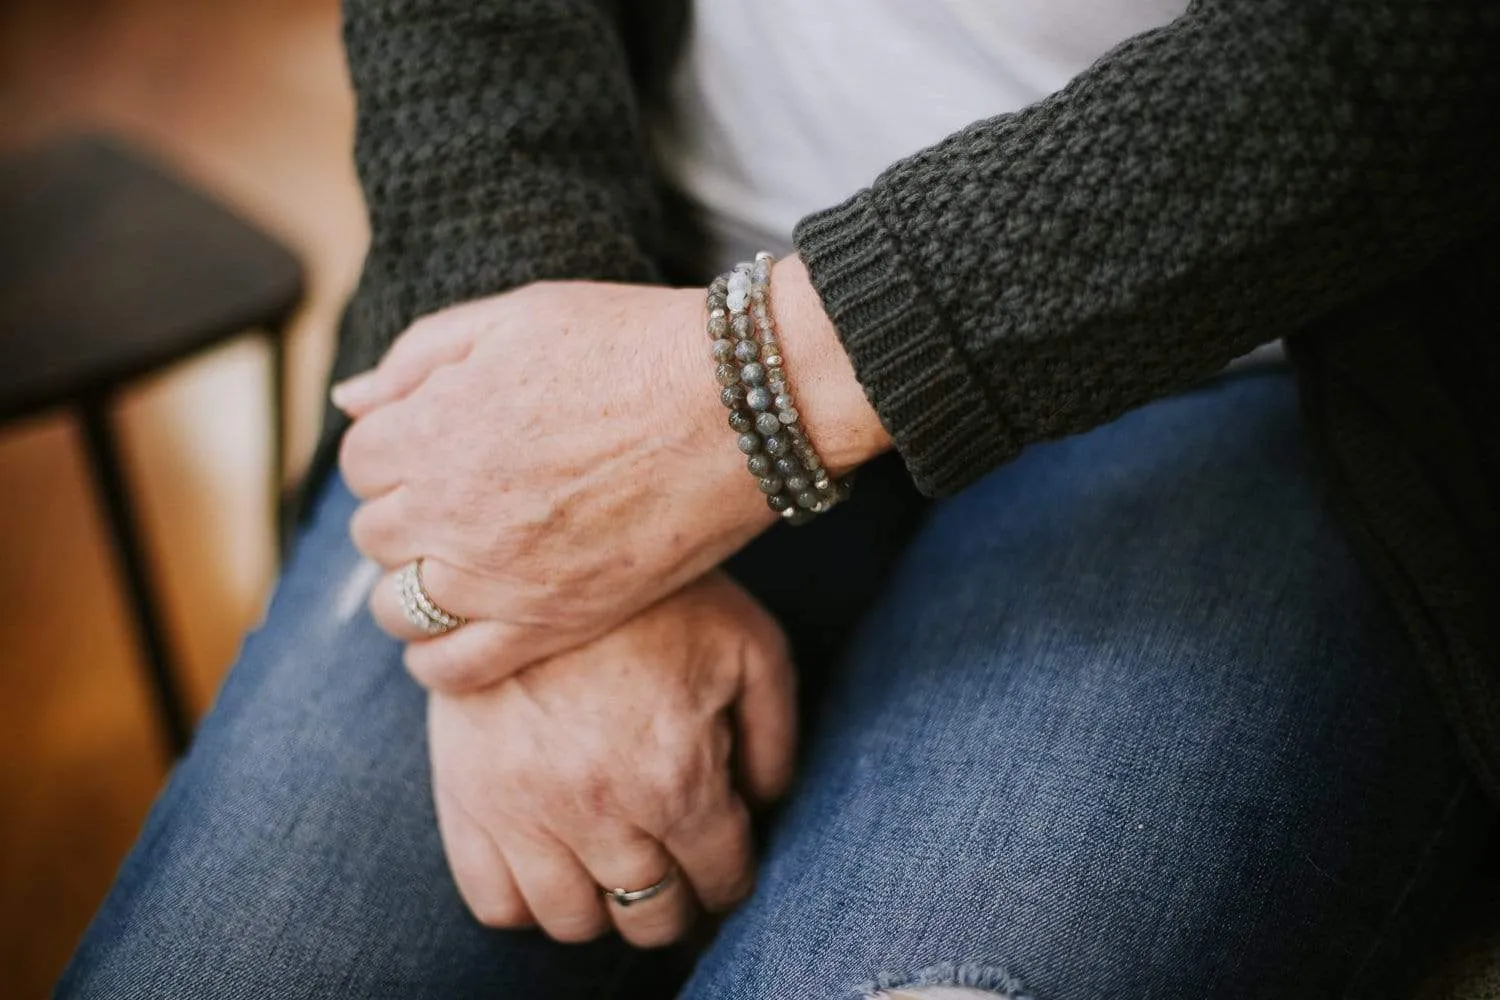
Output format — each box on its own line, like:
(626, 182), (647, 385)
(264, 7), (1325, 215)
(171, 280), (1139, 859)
(331, 0), (1500, 797)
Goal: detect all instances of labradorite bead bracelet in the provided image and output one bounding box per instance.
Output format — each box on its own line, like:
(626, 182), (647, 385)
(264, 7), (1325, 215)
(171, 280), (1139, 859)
(705, 253), (852, 524)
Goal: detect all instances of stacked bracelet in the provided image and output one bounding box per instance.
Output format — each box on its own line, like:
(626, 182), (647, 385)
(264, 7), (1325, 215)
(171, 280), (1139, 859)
(706, 253), (852, 525)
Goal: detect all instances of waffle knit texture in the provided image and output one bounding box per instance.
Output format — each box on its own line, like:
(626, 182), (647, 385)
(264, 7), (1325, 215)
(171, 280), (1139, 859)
(328, 0), (1500, 803)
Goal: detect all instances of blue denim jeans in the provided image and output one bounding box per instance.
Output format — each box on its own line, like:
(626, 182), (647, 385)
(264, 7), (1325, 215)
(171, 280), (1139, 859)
(58, 366), (1493, 999)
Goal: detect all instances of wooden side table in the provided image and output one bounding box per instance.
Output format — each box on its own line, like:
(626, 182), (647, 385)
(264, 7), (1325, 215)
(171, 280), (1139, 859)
(0, 135), (304, 757)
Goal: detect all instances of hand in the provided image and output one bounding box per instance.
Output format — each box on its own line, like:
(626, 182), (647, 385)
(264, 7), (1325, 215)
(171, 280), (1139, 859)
(336, 258), (887, 692)
(427, 572), (796, 948)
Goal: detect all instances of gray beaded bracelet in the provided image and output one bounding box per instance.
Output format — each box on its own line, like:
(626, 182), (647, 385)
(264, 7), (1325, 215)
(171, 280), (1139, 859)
(706, 254), (852, 524)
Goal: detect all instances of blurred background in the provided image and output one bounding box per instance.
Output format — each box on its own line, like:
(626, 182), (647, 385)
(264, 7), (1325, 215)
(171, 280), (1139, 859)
(0, 0), (364, 993)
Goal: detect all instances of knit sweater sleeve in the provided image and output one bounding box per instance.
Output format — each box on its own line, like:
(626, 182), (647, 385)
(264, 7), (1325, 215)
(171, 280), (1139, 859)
(794, 0), (1500, 496)
(336, 0), (662, 376)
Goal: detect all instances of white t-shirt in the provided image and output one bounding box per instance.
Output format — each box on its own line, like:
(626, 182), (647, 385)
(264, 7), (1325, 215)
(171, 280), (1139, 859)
(654, 0), (1190, 272)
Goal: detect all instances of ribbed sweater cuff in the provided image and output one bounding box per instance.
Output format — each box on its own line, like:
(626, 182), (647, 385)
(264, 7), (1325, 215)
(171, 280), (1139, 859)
(794, 192), (1017, 497)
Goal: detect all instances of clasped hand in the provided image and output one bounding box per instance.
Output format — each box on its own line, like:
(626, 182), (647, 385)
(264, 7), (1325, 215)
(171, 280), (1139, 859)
(427, 571), (794, 946)
(335, 280), (799, 944)
(336, 280), (777, 692)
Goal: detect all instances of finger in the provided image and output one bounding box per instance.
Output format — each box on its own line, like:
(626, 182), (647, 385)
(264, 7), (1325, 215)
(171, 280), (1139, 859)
(503, 831), (611, 944)
(338, 400), (419, 500)
(432, 784), (534, 929)
(662, 792), (756, 914)
(573, 824), (694, 949)
(330, 317), (475, 418)
(402, 617), (568, 694)
(734, 639), (799, 806)
(348, 488), (414, 568)
(368, 557), (488, 642)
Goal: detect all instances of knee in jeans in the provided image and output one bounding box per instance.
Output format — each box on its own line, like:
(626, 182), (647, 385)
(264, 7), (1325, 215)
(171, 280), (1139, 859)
(862, 962), (1032, 1000)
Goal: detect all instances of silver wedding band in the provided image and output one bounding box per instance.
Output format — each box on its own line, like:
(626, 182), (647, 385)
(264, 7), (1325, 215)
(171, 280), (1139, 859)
(602, 868), (675, 908)
(395, 558), (466, 636)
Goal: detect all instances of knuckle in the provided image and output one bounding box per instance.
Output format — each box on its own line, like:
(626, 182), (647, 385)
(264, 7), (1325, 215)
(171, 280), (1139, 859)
(347, 507), (370, 552)
(713, 868), (756, 912)
(646, 748), (712, 822)
(562, 756), (617, 818)
(469, 896), (531, 930)
(402, 642), (471, 693)
(545, 912), (608, 944)
(347, 512), (382, 562)
(337, 422), (368, 477)
(623, 916), (688, 950)
(398, 313), (437, 345)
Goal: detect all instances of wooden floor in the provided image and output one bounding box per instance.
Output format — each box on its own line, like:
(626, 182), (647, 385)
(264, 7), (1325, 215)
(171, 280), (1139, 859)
(0, 2), (364, 994)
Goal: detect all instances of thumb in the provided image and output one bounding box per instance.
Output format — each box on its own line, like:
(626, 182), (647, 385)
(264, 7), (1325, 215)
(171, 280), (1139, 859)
(331, 317), (475, 418)
(733, 636), (798, 807)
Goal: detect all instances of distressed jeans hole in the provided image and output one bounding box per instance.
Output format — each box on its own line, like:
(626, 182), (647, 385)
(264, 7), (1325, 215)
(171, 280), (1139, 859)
(862, 962), (1033, 1000)
(875, 988), (1018, 1000)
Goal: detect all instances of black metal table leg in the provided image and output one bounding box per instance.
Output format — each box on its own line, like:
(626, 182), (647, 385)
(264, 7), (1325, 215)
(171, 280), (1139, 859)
(266, 324), (290, 561)
(77, 398), (193, 758)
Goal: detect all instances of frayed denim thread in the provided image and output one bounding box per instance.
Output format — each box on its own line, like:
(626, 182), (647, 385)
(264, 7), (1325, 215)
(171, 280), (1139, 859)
(861, 962), (1035, 999)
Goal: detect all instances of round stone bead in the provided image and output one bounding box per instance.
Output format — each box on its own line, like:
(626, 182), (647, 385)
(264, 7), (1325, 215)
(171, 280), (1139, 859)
(752, 301), (770, 322)
(739, 362), (766, 386)
(785, 509), (816, 526)
(715, 363), (740, 387)
(796, 490), (820, 510)
(752, 256), (773, 283)
(756, 476), (785, 495)
(720, 385), (746, 408)
(750, 286), (766, 305)
(786, 473), (810, 492)
(707, 309), (729, 338)
(767, 372), (787, 393)
(767, 493), (793, 513)
(731, 314), (753, 339)
(764, 434), (790, 456)
(727, 289), (748, 311)
(774, 392), (795, 412)
(747, 453), (772, 476)
(754, 412), (782, 436)
(736, 433), (762, 455)
(762, 353), (785, 368)
(710, 275), (729, 296)
(778, 407), (800, 425)
(728, 271), (751, 293)
(734, 339), (760, 364)
(712, 338), (735, 363)
(728, 409), (754, 433)
(774, 456), (803, 478)
(746, 386), (773, 412)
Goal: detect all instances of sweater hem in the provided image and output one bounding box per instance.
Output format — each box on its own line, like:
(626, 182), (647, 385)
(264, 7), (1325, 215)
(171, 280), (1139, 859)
(794, 192), (1017, 496)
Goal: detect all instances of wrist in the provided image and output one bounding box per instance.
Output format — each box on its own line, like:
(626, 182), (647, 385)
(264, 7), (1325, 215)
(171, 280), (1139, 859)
(768, 255), (892, 476)
(664, 286), (782, 536)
